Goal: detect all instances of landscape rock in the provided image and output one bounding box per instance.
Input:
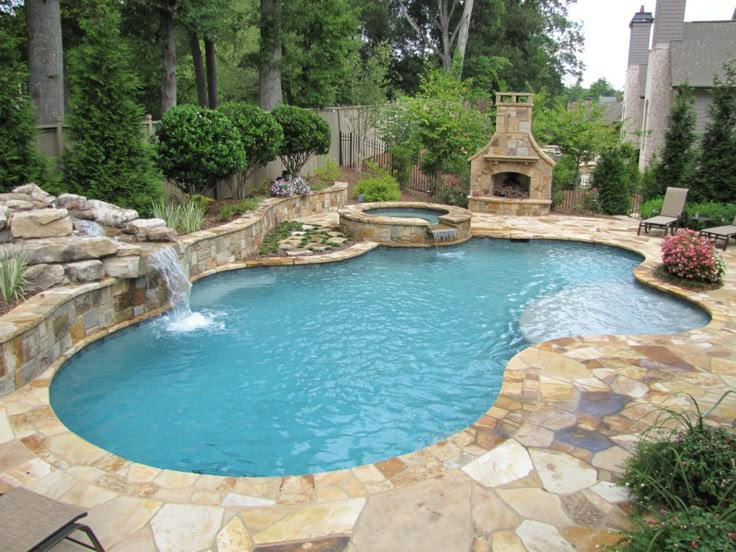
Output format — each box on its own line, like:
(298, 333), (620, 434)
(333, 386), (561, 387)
(25, 264), (66, 293)
(72, 219), (106, 237)
(0, 206), (7, 231)
(10, 208), (73, 239)
(22, 237), (118, 264)
(125, 218), (167, 236)
(142, 226), (177, 242)
(13, 184), (56, 206)
(65, 260), (105, 282)
(103, 256), (141, 279)
(56, 193), (88, 211)
(69, 208), (96, 221)
(1, 198), (36, 211)
(88, 200), (138, 228)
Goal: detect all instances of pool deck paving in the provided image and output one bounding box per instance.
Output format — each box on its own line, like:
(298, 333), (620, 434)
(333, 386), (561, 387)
(1, 213), (735, 551)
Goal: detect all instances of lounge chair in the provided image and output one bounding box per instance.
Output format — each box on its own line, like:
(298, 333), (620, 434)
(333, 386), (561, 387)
(637, 187), (689, 236)
(0, 487), (105, 551)
(700, 216), (736, 251)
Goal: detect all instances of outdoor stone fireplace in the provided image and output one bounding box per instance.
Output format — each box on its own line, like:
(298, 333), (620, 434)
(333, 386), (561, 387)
(468, 93), (555, 216)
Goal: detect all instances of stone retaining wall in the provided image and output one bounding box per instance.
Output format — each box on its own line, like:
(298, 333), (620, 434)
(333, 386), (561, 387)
(0, 184), (348, 397)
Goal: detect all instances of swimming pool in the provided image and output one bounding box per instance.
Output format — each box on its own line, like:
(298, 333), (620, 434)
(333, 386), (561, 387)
(50, 240), (708, 476)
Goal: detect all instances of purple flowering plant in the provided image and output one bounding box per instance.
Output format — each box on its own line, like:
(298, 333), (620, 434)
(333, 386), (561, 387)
(270, 176), (311, 198)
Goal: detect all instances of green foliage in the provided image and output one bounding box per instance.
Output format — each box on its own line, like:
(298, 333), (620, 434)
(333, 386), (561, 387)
(432, 173), (469, 207)
(271, 105), (331, 177)
(533, 93), (618, 177)
(0, 248), (29, 304)
(593, 147), (631, 215)
(282, 0), (360, 108)
(354, 165), (401, 202)
(389, 145), (415, 189)
(156, 104), (245, 195)
(151, 200), (207, 235)
(218, 102), (283, 173)
(309, 160), (341, 187)
(189, 194), (215, 212)
(219, 102), (283, 199)
(640, 156), (660, 202)
(685, 202), (736, 226)
(610, 506), (736, 552)
(0, 25), (44, 191)
(62, 0), (163, 214)
(613, 392), (736, 551)
(639, 197), (664, 220)
(619, 392), (736, 510)
(218, 197), (262, 221)
(653, 85), (697, 198)
(552, 154), (579, 191)
(259, 220), (305, 255)
(377, 70), (491, 177)
(693, 61), (736, 203)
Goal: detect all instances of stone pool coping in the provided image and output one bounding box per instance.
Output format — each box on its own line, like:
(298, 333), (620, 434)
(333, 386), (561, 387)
(0, 212), (734, 551)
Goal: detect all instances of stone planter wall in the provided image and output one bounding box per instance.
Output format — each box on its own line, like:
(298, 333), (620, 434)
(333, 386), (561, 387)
(0, 184), (348, 397)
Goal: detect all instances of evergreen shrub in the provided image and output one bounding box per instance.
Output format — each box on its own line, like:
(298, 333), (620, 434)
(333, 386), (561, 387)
(593, 147), (631, 215)
(63, 0), (162, 213)
(271, 105), (330, 177)
(0, 26), (44, 191)
(157, 105), (245, 195)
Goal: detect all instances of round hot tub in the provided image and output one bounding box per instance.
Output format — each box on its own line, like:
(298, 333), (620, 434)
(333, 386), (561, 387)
(338, 202), (472, 246)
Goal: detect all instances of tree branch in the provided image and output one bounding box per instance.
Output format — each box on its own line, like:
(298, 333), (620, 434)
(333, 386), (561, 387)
(396, 0), (440, 56)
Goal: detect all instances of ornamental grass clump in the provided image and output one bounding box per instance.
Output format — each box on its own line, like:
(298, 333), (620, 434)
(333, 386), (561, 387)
(661, 229), (725, 284)
(0, 248), (29, 304)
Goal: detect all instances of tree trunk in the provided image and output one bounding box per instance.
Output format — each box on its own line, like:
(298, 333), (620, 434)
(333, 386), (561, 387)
(160, 7), (177, 114)
(204, 37), (218, 109)
(259, 0), (283, 111)
(190, 32), (208, 107)
(453, 0), (475, 74)
(25, 0), (64, 125)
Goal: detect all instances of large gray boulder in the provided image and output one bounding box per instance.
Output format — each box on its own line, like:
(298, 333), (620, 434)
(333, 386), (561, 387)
(0, 206), (7, 231)
(87, 199), (138, 228)
(10, 208), (73, 239)
(56, 193), (88, 211)
(19, 236), (118, 264)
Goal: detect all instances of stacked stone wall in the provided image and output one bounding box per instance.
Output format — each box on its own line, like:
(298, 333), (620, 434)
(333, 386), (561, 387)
(0, 184), (347, 396)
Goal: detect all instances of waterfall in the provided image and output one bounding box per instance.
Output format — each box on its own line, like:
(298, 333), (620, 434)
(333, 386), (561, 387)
(430, 227), (459, 243)
(73, 219), (105, 237)
(149, 247), (214, 332)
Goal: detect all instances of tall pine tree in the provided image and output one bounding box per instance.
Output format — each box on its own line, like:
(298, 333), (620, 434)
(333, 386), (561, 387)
(63, 0), (162, 213)
(694, 61), (736, 203)
(652, 84), (697, 199)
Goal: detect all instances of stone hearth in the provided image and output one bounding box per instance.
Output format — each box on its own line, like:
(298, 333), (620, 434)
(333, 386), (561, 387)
(468, 93), (555, 216)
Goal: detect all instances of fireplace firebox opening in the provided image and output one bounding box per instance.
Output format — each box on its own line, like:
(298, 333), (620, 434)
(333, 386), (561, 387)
(492, 172), (531, 199)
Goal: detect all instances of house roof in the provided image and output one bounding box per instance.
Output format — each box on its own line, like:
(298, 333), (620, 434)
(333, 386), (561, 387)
(671, 21), (736, 87)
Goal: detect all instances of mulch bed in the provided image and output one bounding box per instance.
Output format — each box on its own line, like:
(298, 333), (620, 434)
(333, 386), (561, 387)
(654, 265), (723, 291)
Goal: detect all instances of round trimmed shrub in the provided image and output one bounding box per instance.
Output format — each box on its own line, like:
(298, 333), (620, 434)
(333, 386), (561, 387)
(661, 229), (725, 284)
(271, 105), (330, 177)
(354, 174), (401, 202)
(218, 102), (283, 174)
(156, 105), (245, 194)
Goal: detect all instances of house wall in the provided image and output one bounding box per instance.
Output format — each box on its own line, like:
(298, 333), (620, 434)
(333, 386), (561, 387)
(640, 44), (673, 169)
(623, 65), (647, 145)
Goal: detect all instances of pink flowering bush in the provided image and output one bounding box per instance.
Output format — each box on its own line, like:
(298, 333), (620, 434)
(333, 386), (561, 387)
(432, 173), (469, 207)
(661, 229), (725, 284)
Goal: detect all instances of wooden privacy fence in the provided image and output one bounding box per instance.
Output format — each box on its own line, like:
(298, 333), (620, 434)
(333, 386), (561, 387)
(338, 132), (439, 194)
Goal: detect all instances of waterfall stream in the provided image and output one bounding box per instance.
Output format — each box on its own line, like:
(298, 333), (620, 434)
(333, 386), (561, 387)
(149, 248), (216, 332)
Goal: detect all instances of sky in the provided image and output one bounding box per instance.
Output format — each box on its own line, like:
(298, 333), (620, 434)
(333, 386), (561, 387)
(567, 0), (736, 90)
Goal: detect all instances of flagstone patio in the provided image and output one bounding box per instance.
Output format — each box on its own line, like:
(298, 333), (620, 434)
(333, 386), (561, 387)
(1, 213), (734, 552)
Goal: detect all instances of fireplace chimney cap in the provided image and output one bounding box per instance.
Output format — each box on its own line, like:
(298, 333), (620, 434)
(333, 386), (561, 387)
(495, 92), (534, 107)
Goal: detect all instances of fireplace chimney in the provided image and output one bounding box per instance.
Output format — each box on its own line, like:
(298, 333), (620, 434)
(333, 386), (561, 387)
(628, 6), (654, 66)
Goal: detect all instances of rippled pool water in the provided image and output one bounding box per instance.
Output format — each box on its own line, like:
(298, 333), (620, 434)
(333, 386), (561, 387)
(50, 240), (708, 476)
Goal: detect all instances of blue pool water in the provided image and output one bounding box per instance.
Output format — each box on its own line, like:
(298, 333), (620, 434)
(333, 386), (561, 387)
(50, 240), (709, 477)
(365, 207), (447, 225)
